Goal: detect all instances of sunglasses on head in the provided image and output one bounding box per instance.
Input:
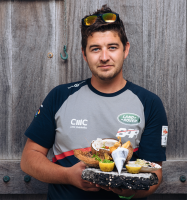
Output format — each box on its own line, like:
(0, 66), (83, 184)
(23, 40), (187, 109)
(82, 12), (119, 26)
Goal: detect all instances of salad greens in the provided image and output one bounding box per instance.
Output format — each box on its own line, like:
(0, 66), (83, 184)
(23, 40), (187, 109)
(92, 154), (114, 163)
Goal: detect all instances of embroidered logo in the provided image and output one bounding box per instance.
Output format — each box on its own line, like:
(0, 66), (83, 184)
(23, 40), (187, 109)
(161, 126), (168, 146)
(68, 81), (85, 89)
(117, 113), (140, 125)
(35, 110), (40, 117)
(116, 128), (139, 139)
(35, 105), (43, 117)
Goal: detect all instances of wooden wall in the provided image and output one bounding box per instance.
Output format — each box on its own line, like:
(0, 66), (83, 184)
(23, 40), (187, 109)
(0, 0), (186, 199)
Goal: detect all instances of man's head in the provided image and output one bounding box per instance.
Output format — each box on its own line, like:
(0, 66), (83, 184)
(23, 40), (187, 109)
(81, 5), (130, 82)
(81, 5), (128, 56)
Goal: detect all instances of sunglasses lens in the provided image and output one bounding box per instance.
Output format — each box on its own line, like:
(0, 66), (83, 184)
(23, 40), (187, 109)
(84, 15), (97, 26)
(102, 13), (117, 22)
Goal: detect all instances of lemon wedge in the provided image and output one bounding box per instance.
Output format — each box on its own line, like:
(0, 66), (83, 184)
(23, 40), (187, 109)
(99, 162), (115, 172)
(125, 164), (142, 174)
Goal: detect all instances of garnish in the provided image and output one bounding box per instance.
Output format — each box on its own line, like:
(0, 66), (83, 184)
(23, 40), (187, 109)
(102, 159), (114, 163)
(92, 154), (102, 162)
(92, 154), (113, 163)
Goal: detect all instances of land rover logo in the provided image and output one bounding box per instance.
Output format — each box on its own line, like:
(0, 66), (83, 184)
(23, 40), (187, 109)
(117, 113), (140, 125)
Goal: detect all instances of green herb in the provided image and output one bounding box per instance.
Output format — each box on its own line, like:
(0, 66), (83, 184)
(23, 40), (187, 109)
(102, 159), (114, 163)
(92, 154), (114, 163)
(92, 154), (102, 162)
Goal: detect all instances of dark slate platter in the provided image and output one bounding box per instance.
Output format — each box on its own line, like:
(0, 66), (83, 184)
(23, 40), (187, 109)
(82, 168), (158, 190)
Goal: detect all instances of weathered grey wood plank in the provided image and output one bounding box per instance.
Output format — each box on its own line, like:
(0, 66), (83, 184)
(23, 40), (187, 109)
(0, 161), (48, 194)
(0, 194), (47, 200)
(155, 160), (187, 194)
(148, 194), (187, 200)
(143, 0), (187, 159)
(121, 0), (144, 87)
(11, 0), (57, 159)
(0, 160), (186, 194)
(0, 0), (12, 159)
(0, 194), (186, 200)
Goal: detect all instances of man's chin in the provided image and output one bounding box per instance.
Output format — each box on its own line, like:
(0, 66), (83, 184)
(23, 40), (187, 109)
(96, 74), (117, 81)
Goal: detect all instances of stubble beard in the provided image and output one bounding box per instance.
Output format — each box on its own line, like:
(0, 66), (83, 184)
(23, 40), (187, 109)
(90, 65), (123, 81)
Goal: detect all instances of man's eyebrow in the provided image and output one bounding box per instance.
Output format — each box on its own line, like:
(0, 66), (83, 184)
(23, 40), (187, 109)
(108, 43), (119, 46)
(89, 45), (100, 49)
(89, 43), (119, 49)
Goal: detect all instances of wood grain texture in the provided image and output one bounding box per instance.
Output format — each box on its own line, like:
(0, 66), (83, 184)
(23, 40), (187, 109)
(142, 0), (187, 159)
(0, 194), (47, 200)
(148, 194), (187, 200)
(155, 161), (187, 194)
(0, 160), (186, 194)
(11, 0), (57, 159)
(0, 161), (48, 194)
(0, 0), (12, 159)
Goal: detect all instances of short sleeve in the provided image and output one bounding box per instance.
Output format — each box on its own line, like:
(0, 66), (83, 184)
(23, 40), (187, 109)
(25, 89), (56, 149)
(138, 96), (168, 161)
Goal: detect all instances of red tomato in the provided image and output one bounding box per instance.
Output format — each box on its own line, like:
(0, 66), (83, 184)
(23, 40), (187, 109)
(105, 146), (109, 149)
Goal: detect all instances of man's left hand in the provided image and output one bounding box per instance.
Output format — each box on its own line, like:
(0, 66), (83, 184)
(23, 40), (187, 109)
(90, 182), (136, 196)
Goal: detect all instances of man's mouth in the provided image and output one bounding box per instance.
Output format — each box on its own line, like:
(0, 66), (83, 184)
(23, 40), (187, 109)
(98, 65), (113, 69)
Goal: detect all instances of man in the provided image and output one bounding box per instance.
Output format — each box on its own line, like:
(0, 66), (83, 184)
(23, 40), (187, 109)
(21, 5), (168, 200)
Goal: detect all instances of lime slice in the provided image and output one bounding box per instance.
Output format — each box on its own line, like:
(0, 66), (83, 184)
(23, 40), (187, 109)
(125, 164), (141, 174)
(99, 162), (115, 172)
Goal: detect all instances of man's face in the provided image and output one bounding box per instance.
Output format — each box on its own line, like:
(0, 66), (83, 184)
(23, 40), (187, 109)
(82, 31), (130, 81)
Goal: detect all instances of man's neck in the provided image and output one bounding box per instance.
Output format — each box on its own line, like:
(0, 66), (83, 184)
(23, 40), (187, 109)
(91, 76), (127, 94)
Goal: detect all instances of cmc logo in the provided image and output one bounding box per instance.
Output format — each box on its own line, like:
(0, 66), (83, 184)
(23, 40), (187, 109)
(71, 119), (88, 126)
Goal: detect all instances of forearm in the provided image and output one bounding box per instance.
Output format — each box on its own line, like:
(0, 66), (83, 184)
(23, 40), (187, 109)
(21, 149), (70, 184)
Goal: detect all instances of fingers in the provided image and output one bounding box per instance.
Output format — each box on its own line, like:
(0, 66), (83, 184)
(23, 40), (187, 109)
(86, 187), (101, 192)
(82, 182), (101, 192)
(109, 187), (122, 194)
(96, 184), (110, 191)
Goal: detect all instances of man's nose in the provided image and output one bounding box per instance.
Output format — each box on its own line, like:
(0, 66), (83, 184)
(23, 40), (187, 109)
(100, 49), (110, 62)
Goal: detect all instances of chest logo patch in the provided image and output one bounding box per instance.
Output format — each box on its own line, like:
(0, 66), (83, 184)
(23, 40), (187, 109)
(117, 113), (140, 125)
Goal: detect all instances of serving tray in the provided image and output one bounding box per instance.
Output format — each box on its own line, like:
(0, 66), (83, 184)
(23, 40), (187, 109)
(82, 168), (158, 190)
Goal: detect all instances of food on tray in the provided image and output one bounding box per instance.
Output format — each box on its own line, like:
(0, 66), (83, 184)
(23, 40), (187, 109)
(92, 154), (115, 172)
(125, 164), (142, 174)
(111, 147), (129, 175)
(128, 159), (162, 173)
(74, 137), (134, 171)
(99, 161), (115, 172)
(91, 138), (120, 157)
(73, 150), (100, 168)
(122, 140), (131, 149)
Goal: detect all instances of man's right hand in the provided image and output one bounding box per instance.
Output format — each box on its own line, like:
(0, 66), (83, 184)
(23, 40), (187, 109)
(66, 162), (100, 192)
(21, 139), (100, 192)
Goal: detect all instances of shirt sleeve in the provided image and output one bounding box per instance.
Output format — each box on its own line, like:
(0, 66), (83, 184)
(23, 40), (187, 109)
(24, 88), (56, 149)
(138, 95), (168, 162)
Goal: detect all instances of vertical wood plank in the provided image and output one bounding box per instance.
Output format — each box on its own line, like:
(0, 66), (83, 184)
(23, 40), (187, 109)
(121, 0), (143, 87)
(11, 0), (56, 159)
(0, 0), (12, 159)
(143, 0), (186, 159)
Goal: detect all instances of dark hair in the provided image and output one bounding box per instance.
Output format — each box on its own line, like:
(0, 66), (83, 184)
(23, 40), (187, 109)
(81, 5), (128, 56)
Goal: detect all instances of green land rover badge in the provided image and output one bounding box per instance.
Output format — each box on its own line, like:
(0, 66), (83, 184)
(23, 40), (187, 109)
(117, 113), (140, 125)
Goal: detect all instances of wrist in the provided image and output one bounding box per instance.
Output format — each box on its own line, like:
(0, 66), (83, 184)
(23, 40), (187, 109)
(59, 166), (71, 185)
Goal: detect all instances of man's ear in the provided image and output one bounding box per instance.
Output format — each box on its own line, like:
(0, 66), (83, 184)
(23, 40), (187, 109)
(124, 42), (130, 59)
(81, 47), (87, 62)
